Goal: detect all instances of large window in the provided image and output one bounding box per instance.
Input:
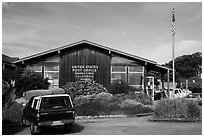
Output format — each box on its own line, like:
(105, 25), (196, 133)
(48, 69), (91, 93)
(44, 64), (59, 88)
(30, 65), (42, 76)
(111, 66), (127, 82)
(111, 65), (144, 88)
(128, 66), (144, 88)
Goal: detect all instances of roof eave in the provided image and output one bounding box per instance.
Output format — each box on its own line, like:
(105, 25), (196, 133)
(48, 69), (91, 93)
(13, 40), (157, 66)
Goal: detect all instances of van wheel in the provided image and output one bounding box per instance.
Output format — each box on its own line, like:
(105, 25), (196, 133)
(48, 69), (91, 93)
(63, 124), (73, 133)
(30, 123), (41, 135)
(21, 115), (30, 127)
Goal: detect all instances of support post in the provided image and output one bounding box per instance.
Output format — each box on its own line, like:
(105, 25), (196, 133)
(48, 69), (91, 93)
(143, 62), (147, 94)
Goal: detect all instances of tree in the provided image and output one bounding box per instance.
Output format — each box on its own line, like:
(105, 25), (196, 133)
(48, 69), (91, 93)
(2, 68), (50, 98)
(164, 52), (202, 79)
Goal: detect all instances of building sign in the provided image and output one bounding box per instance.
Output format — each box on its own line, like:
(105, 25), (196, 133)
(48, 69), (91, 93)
(72, 65), (98, 81)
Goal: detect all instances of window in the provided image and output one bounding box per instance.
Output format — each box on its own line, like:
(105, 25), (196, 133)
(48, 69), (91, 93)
(40, 97), (72, 110)
(44, 64), (59, 88)
(44, 65), (59, 71)
(128, 66), (144, 88)
(112, 66), (126, 72)
(28, 97), (35, 107)
(32, 99), (38, 109)
(31, 65), (42, 72)
(111, 66), (127, 83)
(30, 65), (42, 76)
(111, 73), (127, 82)
(128, 73), (143, 85)
(129, 66), (143, 72)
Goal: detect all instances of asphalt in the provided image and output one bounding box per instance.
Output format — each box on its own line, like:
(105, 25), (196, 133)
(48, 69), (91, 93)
(8, 115), (202, 135)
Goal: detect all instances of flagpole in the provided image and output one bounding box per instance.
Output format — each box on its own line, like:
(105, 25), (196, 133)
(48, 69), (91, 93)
(172, 9), (176, 97)
(172, 28), (175, 96)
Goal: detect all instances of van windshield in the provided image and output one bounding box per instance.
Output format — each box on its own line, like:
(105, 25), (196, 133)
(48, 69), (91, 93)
(40, 96), (72, 110)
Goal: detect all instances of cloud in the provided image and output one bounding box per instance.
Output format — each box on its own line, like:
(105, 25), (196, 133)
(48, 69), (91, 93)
(2, 2), (12, 9)
(178, 40), (201, 46)
(2, 2), (201, 65)
(134, 40), (202, 64)
(176, 40), (202, 55)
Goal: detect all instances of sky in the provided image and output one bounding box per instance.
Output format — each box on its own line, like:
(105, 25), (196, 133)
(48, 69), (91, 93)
(2, 2), (202, 64)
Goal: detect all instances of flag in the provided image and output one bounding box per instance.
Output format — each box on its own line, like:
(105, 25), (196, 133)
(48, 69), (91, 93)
(172, 9), (176, 35)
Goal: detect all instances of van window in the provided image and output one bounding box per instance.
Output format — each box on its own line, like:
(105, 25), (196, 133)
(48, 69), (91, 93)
(32, 99), (38, 109)
(27, 96), (35, 107)
(40, 96), (72, 110)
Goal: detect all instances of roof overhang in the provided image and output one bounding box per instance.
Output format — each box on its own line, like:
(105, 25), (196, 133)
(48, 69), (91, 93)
(13, 40), (170, 72)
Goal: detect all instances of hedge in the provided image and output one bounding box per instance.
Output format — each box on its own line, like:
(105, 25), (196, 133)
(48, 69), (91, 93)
(154, 98), (201, 120)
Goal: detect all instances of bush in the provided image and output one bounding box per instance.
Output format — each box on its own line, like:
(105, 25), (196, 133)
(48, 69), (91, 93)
(119, 98), (153, 116)
(109, 80), (134, 95)
(122, 105), (153, 116)
(69, 80), (153, 117)
(2, 102), (24, 123)
(15, 75), (49, 98)
(119, 99), (142, 108)
(2, 80), (10, 95)
(15, 97), (27, 105)
(62, 80), (108, 100)
(75, 100), (106, 116)
(74, 93), (153, 116)
(2, 81), (11, 109)
(74, 94), (96, 107)
(154, 98), (201, 119)
(95, 92), (113, 101)
(187, 100), (201, 118)
(189, 87), (202, 93)
(3, 68), (50, 98)
(116, 93), (152, 105)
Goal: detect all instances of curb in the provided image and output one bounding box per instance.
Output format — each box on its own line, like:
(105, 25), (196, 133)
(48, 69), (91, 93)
(76, 113), (153, 120)
(148, 118), (202, 123)
(136, 112), (154, 117)
(76, 115), (127, 120)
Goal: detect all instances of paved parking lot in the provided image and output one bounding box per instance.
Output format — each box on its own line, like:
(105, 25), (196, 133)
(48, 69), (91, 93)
(13, 116), (202, 135)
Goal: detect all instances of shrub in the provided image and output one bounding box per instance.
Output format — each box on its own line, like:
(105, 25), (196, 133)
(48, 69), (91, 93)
(74, 94), (96, 107)
(15, 97), (27, 105)
(123, 93), (152, 105)
(2, 102), (24, 123)
(187, 100), (201, 118)
(2, 81), (11, 109)
(119, 99), (142, 108)
(154, 98), (201, 119)
(74, 93), (153, 116)
(75, 100), (106, 116)
(2, 80), (10, 95)
(109, 80), (133, 95)
(15, 75), (49, 98)
(122, 105), (153, 116)
(62, 80), (108, 100)
(95, 92), (113, 102)
(189, 87), (202, 93)
(119, 98), (153, 116)
(3, 69), (49, 98)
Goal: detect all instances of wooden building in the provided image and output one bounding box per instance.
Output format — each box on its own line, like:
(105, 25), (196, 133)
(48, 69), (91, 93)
(13, 40), (171, 93)
(2, 54), (18, 71)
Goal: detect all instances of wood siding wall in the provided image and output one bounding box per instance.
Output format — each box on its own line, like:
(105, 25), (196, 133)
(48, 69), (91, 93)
(59, 43), (111, 89)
